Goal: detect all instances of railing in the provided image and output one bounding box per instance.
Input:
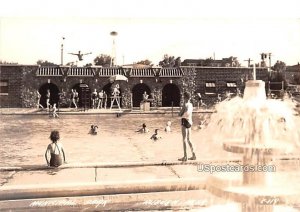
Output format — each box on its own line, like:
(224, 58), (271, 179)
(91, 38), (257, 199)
(99, 68), (123, 76)
(159, 68), (183, 77)
(36, 67), (63, 76)
(130, 68), (154, 77)
(67, 68), (95, 76)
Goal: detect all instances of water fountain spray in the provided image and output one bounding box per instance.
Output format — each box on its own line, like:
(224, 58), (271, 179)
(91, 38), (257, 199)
(205, 64), (300, 211)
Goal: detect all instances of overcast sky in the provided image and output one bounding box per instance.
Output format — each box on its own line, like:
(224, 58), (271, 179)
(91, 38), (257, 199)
(0, 0), (299, 66)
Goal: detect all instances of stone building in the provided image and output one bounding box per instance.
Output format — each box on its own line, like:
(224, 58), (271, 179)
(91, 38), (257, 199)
(0, 64), (268, 108)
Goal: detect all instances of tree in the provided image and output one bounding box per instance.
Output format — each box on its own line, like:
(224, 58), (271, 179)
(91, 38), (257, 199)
(269, 60), (287, 89)
(0, 60), (18, 64)
(159, 54), (177, 67)
(37, 60), (58, 66)
(84, 63), (93, 67)
(293, 74), (300, 84)
(175, 57), (181, 67)
(135, 59), (152, 66)
(93, 54), (111, 67)
(203, 58), (213, 66)
(272, 60), (286, 73)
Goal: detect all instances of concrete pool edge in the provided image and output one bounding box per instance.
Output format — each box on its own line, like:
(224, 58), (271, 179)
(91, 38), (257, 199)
(2, 156), (300, 172)
(0, 177), (206, 201)
(0, 158), (241, 172)
(0, 108), (215, 115)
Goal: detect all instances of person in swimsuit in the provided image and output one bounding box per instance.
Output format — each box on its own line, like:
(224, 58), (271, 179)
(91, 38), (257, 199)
(45, 130), (66, 167)
(178, 91), (196, 162)
(91, 89), (98, 109)
(110, 84), (121, 110)
(52, 103), (59, 118)
(97, 90), (104, 109)
(136, 123), (149, 133)
(36, 90), (44, 109)
(74, 90), (79, 107)
(46, 89), (51, 111)
(89, 125), (98, 135)
(150, 129), (162, 141)
(103, 91), (107, 109)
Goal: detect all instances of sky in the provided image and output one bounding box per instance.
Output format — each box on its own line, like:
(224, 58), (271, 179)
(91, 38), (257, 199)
(0, 0), (299, 67)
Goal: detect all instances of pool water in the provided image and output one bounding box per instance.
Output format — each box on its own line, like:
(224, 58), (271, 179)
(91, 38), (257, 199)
(0, 113), (218, 166)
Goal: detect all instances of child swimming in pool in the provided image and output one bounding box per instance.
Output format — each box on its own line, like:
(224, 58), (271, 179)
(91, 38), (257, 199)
(136, 123), (149, 133)
(150, 129), (162, 141)
(89, 125), (98, 135)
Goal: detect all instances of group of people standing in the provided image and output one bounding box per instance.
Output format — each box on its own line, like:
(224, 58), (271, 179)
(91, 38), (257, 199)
(36, 89), (59, 118)
(91, 84), (121, 110)
(91, 89), (108, 109)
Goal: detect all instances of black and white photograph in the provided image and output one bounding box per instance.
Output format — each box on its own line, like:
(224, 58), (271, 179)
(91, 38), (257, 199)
(0, 0), (300, 211)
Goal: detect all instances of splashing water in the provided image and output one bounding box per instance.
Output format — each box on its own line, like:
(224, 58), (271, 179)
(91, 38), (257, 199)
(207, 80), (300, 153)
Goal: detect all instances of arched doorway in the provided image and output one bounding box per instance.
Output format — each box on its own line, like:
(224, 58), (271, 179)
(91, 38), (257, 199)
(102, 83), (122, 108)
(162, 84), (180, 107)
(72, 83), (91, 108)
(132, 83), (151, 107)
(39, 83), (60, 107)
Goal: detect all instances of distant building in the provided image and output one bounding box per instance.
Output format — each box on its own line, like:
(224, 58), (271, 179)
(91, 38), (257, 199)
(182, 56), (240, 67)
(0, 64), (268, 108)
(285, 63), (300, 84)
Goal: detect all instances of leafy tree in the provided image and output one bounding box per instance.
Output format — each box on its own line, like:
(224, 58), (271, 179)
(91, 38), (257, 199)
(135, 59), (152, 66)
(272, 60), (286, 73)
(269, 60), (287, 89)
(0, 60), (18, 64)
(159, 54), (177, 67)
(175, 57), (181, 67)
(203, 58), (214, 66)
(269, 70), (288, 90)
(37, 60), (58, 66)
(84, 63), (93, 67)
(293, 74), (300, 84)
(66, 61), (76, 67)
(93, 54), (111, 67)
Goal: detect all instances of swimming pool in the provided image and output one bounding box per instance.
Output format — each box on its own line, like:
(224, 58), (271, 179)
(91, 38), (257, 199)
(0, 113), (214, 167)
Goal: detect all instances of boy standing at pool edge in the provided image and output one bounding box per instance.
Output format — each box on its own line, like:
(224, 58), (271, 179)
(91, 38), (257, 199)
(178, 91), (196, 162)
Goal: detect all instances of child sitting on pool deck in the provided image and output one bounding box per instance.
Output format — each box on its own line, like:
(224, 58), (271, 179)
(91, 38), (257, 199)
(45, 130), (66, 167)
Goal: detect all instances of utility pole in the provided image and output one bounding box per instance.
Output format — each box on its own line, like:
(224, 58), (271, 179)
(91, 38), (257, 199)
(244, 58), (253, 67)
(61, 37), (65, 66)
(268, 53), (272, 69)
(110, 31), (118, 67)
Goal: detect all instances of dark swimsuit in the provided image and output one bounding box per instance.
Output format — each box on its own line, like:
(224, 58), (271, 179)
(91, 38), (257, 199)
(49, 143), (63, 167)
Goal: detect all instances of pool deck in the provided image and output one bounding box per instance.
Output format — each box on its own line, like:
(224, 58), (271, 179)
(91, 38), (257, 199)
(0, 107), (214, 115)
